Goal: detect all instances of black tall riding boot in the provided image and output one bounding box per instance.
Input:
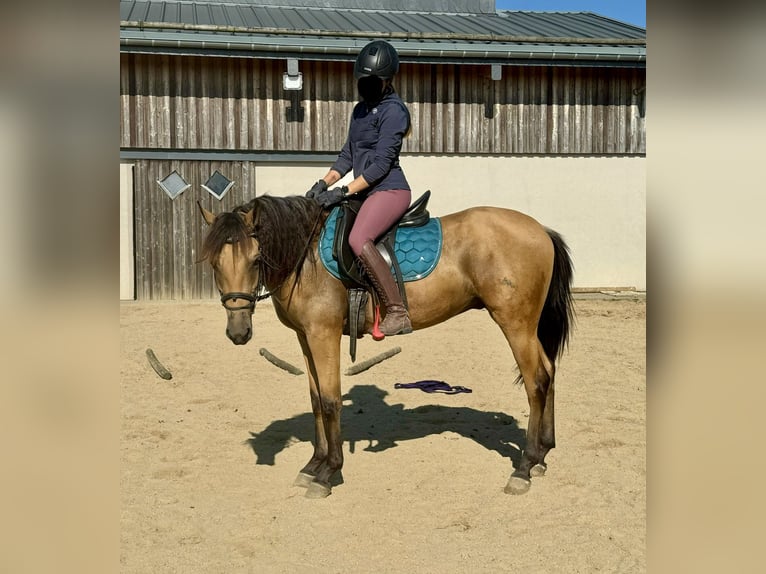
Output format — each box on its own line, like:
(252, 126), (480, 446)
(358, 241), (412, 336)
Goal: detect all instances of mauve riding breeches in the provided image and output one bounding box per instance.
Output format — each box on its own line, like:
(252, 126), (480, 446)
(348, 188), (412, 256)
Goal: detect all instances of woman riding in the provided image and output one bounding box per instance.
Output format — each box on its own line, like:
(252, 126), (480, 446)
(306, 40), (413, 336)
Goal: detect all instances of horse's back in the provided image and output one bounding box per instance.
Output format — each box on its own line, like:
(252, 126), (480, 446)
(440, 206), (554, 257)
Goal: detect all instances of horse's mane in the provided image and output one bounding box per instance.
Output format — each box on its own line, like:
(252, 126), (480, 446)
(201, 195), (325, 287)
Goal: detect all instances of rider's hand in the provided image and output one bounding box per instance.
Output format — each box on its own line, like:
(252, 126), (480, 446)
(317, 186), (347, 208)
(305, 179), (327, 199)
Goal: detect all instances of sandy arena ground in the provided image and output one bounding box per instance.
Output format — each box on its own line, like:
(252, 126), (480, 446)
(120, 296), (645, 573)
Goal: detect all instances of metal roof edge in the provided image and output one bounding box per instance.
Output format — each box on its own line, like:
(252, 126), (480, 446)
(119, 30), (646, 64)
(120, 20), (646, 47)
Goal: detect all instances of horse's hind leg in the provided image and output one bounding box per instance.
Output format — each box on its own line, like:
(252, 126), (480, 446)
(498, 327), (553, 495)
(533, 341), (556, 477)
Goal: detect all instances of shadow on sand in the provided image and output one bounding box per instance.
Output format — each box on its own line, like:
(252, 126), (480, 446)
(245, 384), (526, 470)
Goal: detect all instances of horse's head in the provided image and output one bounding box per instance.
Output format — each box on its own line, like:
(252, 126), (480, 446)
(199, 202), (261, 345)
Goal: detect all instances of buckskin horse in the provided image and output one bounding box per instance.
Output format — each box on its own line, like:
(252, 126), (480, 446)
(198, 193), (574, 498)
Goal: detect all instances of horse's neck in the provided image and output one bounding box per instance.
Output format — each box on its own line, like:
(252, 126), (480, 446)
(267, 250), (316, 305)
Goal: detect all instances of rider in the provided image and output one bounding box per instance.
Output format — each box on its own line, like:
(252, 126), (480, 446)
(306, 40), (412, 336)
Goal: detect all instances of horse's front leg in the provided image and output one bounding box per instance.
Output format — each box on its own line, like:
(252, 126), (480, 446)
(294, 330), (343, 499)
(292, 333), (327, 487)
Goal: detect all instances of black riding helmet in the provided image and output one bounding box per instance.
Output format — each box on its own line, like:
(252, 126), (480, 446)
(354, 40), (400, 80)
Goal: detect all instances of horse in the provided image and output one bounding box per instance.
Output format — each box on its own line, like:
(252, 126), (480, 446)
(198, 194), (574, 498)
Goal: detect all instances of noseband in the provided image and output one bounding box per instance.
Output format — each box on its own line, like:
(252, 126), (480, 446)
(218, 233), (271, 312)
(219, 272), (271, 313)
(220, 291), (257, 312)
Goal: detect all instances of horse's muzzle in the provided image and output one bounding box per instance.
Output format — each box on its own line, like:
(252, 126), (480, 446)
(226, 326), (252, 345)
(225, 310), (253, 345)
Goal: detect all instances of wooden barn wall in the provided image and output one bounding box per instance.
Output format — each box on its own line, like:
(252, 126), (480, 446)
(122, 53), (645, 300)
(131, 159), (256, 300)
(120, 54), (646, 155)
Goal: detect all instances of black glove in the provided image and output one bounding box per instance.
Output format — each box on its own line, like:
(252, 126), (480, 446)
(316, 186), (348, 208)
(305, 179), (327, 199)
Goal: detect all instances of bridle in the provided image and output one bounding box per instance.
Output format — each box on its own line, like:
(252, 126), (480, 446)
(219, 280), (270, 313)
(217, 233), (271, 314)
(217, 207), (324, 314)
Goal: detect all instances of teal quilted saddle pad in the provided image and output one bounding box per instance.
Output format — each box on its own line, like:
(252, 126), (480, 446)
(319, 207), (443, 282)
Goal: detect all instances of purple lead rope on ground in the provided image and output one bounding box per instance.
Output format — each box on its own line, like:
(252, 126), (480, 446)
(394, 380), (472, 394)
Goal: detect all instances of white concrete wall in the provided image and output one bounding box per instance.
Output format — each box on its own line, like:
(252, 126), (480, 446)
(120, 163), (135, 300)
(255, 155), (646, 291)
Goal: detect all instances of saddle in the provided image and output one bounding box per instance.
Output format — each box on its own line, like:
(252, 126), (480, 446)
(331, 191), (432, 361)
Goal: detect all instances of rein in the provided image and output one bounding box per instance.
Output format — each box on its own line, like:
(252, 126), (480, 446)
(283, 209), (325, 304)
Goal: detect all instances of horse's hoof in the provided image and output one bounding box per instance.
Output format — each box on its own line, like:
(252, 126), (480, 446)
(305, 481), (332, 499)
(504, 476), (531, 495)
(530, 463), (547, 477)
(293, 472), (315, 488)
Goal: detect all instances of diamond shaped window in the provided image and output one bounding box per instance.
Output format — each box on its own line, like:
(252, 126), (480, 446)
(203, 170), (235, 200)
(156, 170), (190, 199)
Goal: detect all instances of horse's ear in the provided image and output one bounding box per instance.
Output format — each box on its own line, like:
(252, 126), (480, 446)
(198, 201), (216, 226)
(240, 208), (254, 229)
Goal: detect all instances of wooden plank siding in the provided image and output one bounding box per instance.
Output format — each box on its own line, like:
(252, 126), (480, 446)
(120, 54), (646, 155)
(121, 53), (645, 299)
(131, 159), (256, 300)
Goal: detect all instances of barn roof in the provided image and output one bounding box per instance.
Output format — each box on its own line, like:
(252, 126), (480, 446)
(120, 0), (646, 67)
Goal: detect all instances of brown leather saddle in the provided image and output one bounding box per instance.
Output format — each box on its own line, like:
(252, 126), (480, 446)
(332, 190), (431, 361)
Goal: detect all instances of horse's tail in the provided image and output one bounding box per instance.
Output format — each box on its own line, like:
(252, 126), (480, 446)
(538, 229), (575, 366)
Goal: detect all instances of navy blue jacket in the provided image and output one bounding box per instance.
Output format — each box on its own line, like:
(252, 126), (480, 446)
(331, 90), (411, 193)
